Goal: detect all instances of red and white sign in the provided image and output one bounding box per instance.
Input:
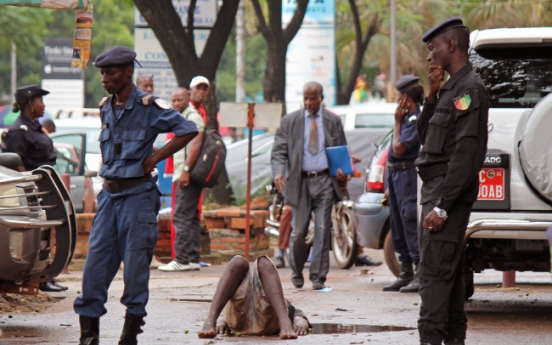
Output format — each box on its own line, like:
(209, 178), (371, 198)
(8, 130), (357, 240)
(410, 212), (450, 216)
(478, 168), (505, 201)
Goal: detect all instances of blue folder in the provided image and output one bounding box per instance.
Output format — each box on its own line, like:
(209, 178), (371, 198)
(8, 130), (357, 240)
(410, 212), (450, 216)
(325, 145), (354, 176)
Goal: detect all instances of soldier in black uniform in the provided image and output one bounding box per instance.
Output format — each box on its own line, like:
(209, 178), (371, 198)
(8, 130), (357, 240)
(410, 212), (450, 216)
(415, 17), (489, 345)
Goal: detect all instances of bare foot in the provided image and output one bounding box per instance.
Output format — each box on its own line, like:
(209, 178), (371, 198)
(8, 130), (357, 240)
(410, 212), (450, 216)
(198, 322), (217, 338)
(279, 323), (298, 339)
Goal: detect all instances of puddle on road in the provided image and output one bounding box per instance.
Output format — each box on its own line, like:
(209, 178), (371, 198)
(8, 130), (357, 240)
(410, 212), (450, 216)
(310, 323), (414, 334)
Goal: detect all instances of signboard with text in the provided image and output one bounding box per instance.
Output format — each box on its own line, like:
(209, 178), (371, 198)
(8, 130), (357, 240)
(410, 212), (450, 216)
(284, 0), (336, 112)
(134, 0), (216, 101)
(134, 28), (209, 101)
(41, 38), (84, 117)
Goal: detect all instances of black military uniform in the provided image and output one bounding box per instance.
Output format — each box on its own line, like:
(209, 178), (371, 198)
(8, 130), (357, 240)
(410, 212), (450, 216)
(5, 85), (56, 171)
(415, 18), (490, 345)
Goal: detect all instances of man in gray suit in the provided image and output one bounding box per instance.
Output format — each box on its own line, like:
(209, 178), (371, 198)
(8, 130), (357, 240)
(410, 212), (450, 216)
(271, 81), (348, 290)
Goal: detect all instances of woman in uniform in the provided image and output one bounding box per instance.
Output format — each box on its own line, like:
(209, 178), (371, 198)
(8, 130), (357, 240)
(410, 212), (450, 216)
(5, 84), (67, 293)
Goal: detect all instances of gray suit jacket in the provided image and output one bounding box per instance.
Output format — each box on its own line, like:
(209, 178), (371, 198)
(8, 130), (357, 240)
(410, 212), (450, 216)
(271, 108), (347, 207)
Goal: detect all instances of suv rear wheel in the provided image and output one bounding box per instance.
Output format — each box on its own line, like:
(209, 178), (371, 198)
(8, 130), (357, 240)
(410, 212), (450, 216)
(383, 230), (400, 277)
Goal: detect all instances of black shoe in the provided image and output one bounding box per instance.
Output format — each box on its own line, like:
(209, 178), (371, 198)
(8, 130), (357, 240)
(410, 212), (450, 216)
(444, 339), (465, 345)
(119, 313), (145, 345)
(312, 282), (326, 290)
(79, 316), (99, 345)
(274, 256), (285, 268)
(53, 282), (69, 291)
(291, 276), (304, 288)
(400, 276), (420, 293)
(40, 282), (65, 292)
(420, 342), (440, 345)
(355, 254), (382, 266)
(383, 262), (413, 292)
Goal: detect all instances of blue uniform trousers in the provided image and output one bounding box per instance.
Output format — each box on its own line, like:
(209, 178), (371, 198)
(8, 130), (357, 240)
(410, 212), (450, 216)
(388, 167), (419, 264)
(74, 180), (161, 318)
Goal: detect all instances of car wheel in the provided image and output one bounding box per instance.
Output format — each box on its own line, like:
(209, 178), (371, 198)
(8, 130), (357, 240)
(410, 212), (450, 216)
(465, 269), (475, 300)
(331, 205), (359, 269)
(383, 230), (400, 277)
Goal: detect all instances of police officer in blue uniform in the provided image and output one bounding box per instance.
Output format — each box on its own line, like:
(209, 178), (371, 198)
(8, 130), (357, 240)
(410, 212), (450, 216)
(5, 85), (56, 172)
(73, 46), (198, 345)
(416, 17), (489, 345)
(382, 75), (423, 293)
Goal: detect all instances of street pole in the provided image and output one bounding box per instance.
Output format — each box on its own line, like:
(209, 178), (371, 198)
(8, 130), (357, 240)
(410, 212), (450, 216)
(236, 0), (246, 102)
(11, 41), (16, 103)
(390, 0), (397, 84)
(235, 0), (246, 141)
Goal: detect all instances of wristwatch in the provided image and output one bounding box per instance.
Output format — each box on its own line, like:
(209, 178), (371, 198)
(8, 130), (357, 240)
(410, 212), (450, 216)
(183, 165), (190, 172)
(433, 207), (448, 221)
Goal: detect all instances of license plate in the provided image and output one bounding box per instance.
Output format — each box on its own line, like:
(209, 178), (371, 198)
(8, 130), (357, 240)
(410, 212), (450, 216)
(478, 168), (505, 201)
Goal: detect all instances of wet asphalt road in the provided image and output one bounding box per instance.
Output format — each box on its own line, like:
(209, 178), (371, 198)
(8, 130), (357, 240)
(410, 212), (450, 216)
(1, 249), (551, 345)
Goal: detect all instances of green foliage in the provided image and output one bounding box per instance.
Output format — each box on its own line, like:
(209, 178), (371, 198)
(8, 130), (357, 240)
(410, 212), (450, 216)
(0, 0), (134, 106)
(0, 6), (52, 103)
(216, 26), (266, 103)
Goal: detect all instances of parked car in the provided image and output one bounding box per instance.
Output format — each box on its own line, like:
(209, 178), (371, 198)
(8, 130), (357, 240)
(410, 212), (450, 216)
(55, 118), (102, 195)
(0, 155), (76, 295)
(464, 27), (552, 298)
(225, 129), (388, 203)
(327, 103), (398, 130)
(50, 131), (97, 213)
(353, 130), (400, 276)
(355, 27), (552, 299)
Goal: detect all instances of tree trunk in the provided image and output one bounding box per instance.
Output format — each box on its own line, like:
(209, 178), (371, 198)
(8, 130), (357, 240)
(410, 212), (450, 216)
(133, 0), (239, 127)
(133, 0), (238, 205)
(263, 40), (287, 108)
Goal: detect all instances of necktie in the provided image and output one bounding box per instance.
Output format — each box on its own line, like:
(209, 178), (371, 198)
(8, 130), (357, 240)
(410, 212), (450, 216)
(308, 113), (319, 155)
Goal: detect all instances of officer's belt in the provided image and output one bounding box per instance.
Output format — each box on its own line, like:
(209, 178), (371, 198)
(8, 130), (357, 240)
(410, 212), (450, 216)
(416, 162), (448, 182)
(387, 160), (415, 173)
(103, 173), (152, 193)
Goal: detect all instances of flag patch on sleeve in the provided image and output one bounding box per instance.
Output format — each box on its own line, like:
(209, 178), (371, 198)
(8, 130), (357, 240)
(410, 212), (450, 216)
(453, 93), (471, 111)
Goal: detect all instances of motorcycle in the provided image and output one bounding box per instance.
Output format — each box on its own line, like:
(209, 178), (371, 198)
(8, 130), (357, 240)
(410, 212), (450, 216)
(264, 185), (359, 269)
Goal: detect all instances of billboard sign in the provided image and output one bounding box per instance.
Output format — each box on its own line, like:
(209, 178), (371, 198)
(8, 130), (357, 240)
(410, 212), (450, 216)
(41, 38), (84, 117)
(134, 0), (215, 101)
(284, 0), (336, 111)
(134, 0), (217, 28)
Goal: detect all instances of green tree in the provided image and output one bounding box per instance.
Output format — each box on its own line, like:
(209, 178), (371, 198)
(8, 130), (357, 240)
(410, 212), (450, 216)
(133, 0), (239, 130)
(250, 0), (308, 109)
(45, 0), (134, 106)
(0, 6), (52, 103)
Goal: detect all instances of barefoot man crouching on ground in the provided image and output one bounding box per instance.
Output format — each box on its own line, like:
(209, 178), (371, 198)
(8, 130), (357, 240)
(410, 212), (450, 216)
(199, 255), (310, 339)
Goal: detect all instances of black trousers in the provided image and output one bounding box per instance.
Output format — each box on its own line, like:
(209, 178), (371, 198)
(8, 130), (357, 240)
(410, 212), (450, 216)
(417, 200), (473, 344)
(173, 183), (203, 264)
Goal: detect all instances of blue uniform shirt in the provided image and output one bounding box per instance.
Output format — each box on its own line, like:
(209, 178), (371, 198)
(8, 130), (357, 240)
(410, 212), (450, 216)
(388, 107), (421, 162)
(98, 86), (198, 179)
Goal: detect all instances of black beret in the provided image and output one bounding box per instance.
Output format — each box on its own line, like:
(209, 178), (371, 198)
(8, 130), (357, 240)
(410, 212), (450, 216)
(14, 85), (49, 105)
(395, 75), (420, 92)
(422, 16), (467, 43)
(94, 46), (137, 68)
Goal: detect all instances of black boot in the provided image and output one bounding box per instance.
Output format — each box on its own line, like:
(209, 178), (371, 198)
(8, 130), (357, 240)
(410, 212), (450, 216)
(79, 316), (99, 345)
(444, 339), (465, 345)
(118, 313), (145, 345)
(400, 264), (420, 293)
(383, 262), (413, 291)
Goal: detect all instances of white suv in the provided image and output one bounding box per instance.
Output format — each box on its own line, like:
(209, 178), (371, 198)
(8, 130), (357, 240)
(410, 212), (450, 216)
(465, 27), (552, 297)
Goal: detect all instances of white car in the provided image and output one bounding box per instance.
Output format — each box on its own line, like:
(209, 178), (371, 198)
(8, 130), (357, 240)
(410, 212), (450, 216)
(327, 102), (398, 130)
(463, 27), (552, 298)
